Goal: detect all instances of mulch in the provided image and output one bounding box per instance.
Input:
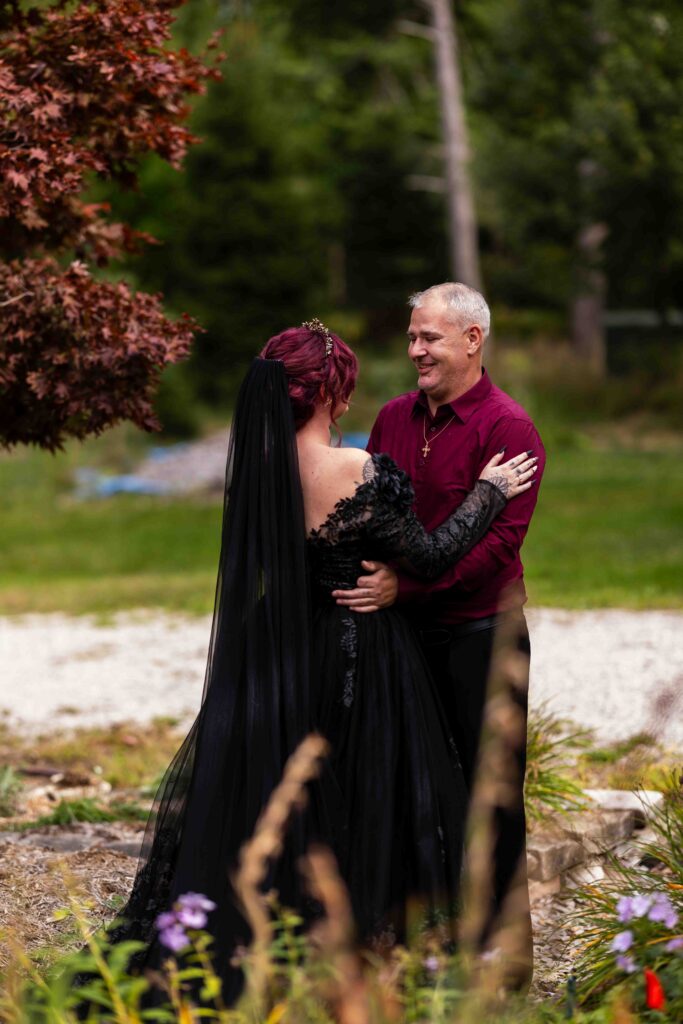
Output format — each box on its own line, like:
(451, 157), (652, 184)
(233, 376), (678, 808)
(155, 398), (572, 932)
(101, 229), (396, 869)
(1, 822), (578, 998)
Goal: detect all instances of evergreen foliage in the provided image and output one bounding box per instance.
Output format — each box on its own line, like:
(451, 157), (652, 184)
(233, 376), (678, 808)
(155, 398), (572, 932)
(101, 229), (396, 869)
(109, 0), (683, 404)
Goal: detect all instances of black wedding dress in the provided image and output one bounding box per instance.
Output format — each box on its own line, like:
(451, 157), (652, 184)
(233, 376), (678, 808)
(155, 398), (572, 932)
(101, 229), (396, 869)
(104, 358), (506, 1003)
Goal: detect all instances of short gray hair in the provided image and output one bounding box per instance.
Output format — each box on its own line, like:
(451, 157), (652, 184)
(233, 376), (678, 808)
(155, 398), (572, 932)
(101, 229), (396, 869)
(408, 282), (491, 339)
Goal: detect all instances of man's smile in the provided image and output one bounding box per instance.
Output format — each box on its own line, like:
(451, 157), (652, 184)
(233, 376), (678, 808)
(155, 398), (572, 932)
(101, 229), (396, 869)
(416, 361), (439, 383)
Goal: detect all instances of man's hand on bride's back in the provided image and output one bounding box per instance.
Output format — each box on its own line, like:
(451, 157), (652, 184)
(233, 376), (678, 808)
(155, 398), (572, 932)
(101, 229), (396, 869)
(479, 450), (538, 499)
(332, 560), (398, 612)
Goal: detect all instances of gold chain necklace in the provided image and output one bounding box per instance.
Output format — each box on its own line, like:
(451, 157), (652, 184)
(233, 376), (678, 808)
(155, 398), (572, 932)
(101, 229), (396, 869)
(421, 413), (455, 459)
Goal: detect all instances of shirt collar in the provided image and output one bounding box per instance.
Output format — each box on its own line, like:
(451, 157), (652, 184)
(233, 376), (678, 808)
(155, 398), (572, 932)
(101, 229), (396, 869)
(411, 368), (492, 423)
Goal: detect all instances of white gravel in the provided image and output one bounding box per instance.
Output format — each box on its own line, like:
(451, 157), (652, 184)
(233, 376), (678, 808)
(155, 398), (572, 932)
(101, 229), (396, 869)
(1, 609), (681, 748)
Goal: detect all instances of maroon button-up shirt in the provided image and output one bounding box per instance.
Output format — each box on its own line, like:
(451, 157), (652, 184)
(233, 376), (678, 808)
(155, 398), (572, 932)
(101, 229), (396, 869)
(366, 369), (546, 624)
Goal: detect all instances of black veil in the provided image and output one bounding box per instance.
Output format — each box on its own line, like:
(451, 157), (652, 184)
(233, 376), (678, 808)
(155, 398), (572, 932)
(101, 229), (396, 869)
(111, 357), (313, 994)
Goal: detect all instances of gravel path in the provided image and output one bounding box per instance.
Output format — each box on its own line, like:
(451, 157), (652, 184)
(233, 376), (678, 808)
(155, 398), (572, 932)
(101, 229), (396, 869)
(1, 608), (682, 747)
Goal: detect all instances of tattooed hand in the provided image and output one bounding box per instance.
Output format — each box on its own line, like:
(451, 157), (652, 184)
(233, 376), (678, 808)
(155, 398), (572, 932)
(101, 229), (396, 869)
(479, 450), (538, 499)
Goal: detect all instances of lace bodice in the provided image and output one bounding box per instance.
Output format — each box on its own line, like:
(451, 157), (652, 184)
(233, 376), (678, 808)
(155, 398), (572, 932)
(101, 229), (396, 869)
(306, 452), (506, 600)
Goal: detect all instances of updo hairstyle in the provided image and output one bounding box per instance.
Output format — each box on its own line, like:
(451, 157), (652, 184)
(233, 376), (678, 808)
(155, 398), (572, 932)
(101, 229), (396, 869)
(261, 325), (359, 435)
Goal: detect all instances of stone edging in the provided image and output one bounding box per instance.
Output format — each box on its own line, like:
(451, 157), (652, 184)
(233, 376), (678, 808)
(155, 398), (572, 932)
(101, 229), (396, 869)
(527, 789), (664, 902)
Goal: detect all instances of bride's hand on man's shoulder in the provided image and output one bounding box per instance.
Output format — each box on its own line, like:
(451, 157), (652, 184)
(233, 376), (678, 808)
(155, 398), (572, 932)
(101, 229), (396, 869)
(479, 450), (538, 499)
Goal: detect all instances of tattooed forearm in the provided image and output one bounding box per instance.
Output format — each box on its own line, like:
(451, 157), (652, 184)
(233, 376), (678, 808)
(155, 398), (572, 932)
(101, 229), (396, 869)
(484, 473), (510, 497)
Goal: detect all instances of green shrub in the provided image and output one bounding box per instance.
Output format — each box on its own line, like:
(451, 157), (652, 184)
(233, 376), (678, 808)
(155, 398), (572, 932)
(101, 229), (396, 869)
(0, 899), (574, 1023)
(19, 798), (148, 828)
(524, 707), (589, 824)
(0, 765), (22, 817)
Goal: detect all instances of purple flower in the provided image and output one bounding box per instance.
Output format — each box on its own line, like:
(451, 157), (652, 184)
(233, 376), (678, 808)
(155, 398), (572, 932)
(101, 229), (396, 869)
(648, 895), (678, 930)
(665, 937), (683, 953)
(153, 893), (215, 951)
(177, 892), (216, 913)
(631, 894), (654, 917)
(423, 956), (439, 973)
(616, 954), (638, 974)
(159, 924), (190, 953)
(611, 930), (634, 953)
(177, 906), (208, 930)
(616, 896), (635, 923)
(154, 911), (177, 931)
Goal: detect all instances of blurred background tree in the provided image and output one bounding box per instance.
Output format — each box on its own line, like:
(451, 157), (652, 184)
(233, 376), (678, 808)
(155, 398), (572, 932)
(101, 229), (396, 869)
(470, 0), (683, 374)
(10, 0), (682, 421)
(105, 0), (683, 412)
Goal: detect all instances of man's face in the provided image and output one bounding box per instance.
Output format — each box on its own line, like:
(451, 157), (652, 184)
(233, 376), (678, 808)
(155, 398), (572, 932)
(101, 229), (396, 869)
(407, 300), (472, 402)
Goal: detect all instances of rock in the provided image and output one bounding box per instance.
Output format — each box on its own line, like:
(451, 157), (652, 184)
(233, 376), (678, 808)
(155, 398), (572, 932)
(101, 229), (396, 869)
(49, 770), (93, 787)
(19, 832), (96, 853)
(104, 839), (142, 858)
(583, 789), (664, 826)
(526, 835), (585, 881)
(528, 874), (561, 902)
(527, 809), (637, 884)
(0, 832), (22, 845)
(565, 861), (606, 888)
(557, 809), (637, 854)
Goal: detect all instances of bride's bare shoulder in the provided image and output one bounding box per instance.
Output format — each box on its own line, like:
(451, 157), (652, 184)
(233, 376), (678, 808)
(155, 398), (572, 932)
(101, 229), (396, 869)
(300, 445), (372, 496)
(299, 447), (374, 533)
(327, 446), (373, 485)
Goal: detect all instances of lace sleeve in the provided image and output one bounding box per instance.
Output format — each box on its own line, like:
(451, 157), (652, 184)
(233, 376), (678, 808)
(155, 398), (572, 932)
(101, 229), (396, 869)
(364, 453), (507, 579)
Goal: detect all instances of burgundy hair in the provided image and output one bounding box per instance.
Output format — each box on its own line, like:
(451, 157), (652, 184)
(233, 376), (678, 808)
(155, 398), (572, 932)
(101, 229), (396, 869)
(260, 325), (359, 438)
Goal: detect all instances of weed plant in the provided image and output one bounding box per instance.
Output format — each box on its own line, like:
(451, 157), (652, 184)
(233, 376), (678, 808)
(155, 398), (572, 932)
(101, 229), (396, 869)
(568, 778), (683, 1016)
(2, 733), (681, 1022)
(577, 734), (678, 794)
(0, 765), (22, 816)
(22, 798), (148, 828)
(3, 890), (680, 1023)
(524, 706), (589, 824)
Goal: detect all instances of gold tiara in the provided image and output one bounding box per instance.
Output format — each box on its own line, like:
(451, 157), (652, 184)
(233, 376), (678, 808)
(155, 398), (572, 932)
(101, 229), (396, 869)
(302, 317), (333, 356)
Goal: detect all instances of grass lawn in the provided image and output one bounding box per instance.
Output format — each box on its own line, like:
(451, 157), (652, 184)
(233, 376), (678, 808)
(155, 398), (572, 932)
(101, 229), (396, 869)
(1, 431), (682, 614)
(524, 445), (683, 609)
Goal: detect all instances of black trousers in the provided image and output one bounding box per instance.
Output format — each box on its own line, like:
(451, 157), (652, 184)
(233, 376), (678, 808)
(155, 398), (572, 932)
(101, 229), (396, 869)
(419, 613), (533, 985)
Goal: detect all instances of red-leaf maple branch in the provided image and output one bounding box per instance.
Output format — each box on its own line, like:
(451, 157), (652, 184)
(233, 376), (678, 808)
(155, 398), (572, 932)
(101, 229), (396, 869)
(0, 0), (223, 449)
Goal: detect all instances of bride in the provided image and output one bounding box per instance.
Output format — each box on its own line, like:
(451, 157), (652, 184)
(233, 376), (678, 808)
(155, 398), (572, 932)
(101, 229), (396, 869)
(108, 320), (537, 998)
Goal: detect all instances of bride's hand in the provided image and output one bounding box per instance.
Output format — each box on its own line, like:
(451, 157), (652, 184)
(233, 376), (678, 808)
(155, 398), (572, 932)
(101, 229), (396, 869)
(479, 450), (538, 499)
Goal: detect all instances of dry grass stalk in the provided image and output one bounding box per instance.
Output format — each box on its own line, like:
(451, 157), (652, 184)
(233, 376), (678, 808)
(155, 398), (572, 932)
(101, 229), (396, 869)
(459, 607), (532, 997)
(0, 929), (49, 1024)
(233, 733), (330, 1006)
(609, 990), (637, 1024)
(60, 862), (144, 1024)
(301, 844), (371, 1024)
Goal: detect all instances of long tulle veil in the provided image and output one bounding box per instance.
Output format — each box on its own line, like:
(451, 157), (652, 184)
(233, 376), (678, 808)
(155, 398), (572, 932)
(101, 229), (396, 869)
(111, 357), (313, 992)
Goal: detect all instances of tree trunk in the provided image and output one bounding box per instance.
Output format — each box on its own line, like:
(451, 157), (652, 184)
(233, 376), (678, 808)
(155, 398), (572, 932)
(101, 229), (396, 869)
(428, 0), (482, 292)
(571, 158), (608, 376)
(570, 227), (607, 376)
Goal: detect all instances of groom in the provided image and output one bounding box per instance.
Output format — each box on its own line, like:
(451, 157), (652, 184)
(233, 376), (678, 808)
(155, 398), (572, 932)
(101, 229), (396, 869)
(334, 282), (545, 983)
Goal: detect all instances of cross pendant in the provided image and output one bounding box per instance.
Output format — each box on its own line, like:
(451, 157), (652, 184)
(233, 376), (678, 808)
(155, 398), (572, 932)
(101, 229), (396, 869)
(421, 442), (431, 458)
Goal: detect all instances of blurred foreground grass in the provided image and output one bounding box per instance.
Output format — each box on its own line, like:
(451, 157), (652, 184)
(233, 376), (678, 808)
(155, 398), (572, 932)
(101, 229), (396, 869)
(1, 421), (682, 615)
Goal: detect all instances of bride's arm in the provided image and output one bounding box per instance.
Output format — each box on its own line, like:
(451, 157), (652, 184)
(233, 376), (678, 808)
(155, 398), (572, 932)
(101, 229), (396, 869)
(365, 452), (537, 580)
